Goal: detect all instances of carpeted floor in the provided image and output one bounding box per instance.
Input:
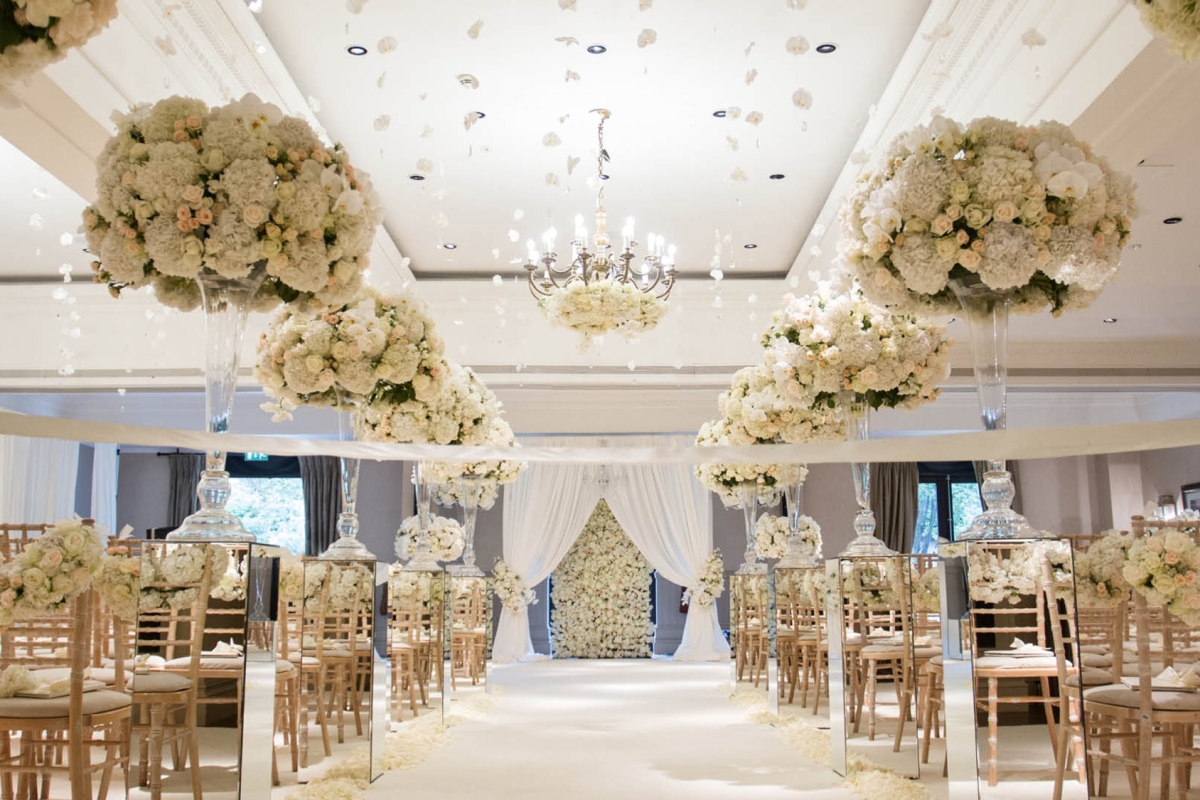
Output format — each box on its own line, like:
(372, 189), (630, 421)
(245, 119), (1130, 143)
(362, 659), (857, 799)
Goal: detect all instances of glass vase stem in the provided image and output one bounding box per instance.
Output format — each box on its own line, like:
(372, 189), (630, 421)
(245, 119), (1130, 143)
(404, 461), (442, 571)
(320, 402), (372, 559)
(736, 481), (765, 574)
(838, 390), (894, 556)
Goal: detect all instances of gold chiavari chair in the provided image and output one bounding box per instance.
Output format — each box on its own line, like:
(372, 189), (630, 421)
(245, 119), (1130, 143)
(796, 569), (829, 713)
(774, 570), (802, 705)
(450, 581), (487, 689)
(0, 525), (46, 563)
(733, 575), (770, 687)
(0, 589), (131, 800)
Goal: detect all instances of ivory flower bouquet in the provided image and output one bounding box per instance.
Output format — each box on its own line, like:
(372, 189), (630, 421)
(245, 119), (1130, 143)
(540, 279), (667, 342)
(684, 550), (726, 608)
(493, 559), (536, 611)
(395, 515), (464, 563)
(0, 518), (104, 627)
(0, 0), (118, 88)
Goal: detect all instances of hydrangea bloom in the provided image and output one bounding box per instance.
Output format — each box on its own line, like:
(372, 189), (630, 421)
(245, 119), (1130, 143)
(0, 518), (105, 626)
(1135, 0), (1200, 62)
(540, 279), (667, 344)
(0, 1), (118, 88)
(693, 418), (807, 508)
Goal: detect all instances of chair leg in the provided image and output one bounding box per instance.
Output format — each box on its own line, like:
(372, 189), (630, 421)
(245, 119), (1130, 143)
(186, 699), (202, 800)
(149, 703), (165, 800)
(987, 678), (999, 787)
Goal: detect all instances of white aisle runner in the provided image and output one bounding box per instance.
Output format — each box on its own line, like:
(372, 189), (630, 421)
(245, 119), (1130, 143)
(364, 660), (856, 799)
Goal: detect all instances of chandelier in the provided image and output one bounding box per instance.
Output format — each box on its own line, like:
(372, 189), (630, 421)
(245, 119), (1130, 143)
(525, 110), (677, 306)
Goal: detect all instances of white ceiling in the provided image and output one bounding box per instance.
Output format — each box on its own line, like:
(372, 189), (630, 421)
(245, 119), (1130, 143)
(254, 0), (930, 277)
(0, 137), (88, 280)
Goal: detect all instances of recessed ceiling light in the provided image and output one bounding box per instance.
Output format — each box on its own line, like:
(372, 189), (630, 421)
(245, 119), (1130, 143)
(743, 243), (757, 249)
(586, 44), (607, 54)
(408, 174), (425, 181)
(816, 43), (837, 54)
(442, 243), (457, 250)
(1164, 216), (1184, 224)
(1103, 317), (1118, 324)
(599, 174), (609, 181)
(1129, 243), (1142, 250)
(474, 112), (486, 119)
(346, 45), (368, 56)
(769, 173), (785, 180)
(713, 110), (727, 118)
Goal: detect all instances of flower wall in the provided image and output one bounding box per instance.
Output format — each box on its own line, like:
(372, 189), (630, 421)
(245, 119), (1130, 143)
(550, 500), (655, 659)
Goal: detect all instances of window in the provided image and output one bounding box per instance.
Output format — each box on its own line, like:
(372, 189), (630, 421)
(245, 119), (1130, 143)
(911, 462), (984, 554)
(225, 453), (307, 554)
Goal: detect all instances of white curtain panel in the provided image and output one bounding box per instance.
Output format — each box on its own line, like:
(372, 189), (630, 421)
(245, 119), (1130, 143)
(494, 437), (606, 663)
(0, 434), (80, 524)
(90, 443), (120, 538)
(606, 435), (731, 662)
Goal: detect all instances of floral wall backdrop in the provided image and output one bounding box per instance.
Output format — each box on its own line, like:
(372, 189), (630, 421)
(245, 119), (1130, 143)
(550, 500), (655, 659)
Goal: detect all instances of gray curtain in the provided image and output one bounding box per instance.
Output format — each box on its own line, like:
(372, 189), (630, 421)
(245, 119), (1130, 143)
(166, 453), (204, 528)
(300, 456), (341, 556)
(973, 460), (1024, 515)
(870, 462), (920, 553)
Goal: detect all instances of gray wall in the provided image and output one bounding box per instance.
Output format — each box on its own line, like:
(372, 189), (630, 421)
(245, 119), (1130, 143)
(1140, 446), (1200, 513)
(116, 452), (172, 535)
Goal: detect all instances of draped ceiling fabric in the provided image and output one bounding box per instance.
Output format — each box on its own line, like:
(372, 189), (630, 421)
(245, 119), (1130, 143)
(0, 435), (80, 525)
(496, 434), (730, 664)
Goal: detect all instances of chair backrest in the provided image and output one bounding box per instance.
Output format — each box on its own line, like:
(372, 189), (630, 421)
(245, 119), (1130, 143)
(967, 542), (1047, 654)
(842, 557), (912, 644)
(135, 542), (218, 687)
(1075, 602), (1125, 680)
(0, 524), (47, 561)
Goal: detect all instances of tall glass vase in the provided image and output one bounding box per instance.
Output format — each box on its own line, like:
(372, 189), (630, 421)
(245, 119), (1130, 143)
(736, 480), (766, 575)
(320, 397), (372, 560)
(403, 461), (442, 572)
(168, 266), (267, 542)
(838, 390), (895, 556)
(777, 471), (816, 568)
(451, 475), (485, 577)
(949, 275), (1038, 539)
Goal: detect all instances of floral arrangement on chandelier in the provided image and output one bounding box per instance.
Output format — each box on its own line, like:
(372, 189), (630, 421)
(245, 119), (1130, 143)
(755, 514), (821, 561)
(1134, 0), (1200, 62)
(395, 515), (464, 563)
(0, 0), (118, 88)
(427, 417), (527, 509)
(839, 115), (1136, 316)
(255, 286), (446, 420)
(0, 518), (104, 626)
(719, 364), (845, 444)
(1122, 524), (1200, 625)
(95, 542), (139, 621)
(550, 501), (655, 659)
(694, 417), (806, 507)
(684, 550), (725, 608)
(540, 279), (668, 344)
(360, 362), (500, 445)
(493, 559), (536, 611)
(84, 93), (381, 312)
(139, 544), (229, 612)
(1072, 531), (1133, 607)
(761, 276), (952, 411)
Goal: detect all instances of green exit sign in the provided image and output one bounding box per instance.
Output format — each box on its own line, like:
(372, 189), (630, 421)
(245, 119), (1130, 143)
(244, 452), (269, 462)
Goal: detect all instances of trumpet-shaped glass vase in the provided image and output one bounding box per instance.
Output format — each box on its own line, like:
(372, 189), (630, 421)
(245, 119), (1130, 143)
(320, 398), (372, 560)
(450, 475), (485, 577)
(168, 266), (266, 542)
(777, 473), (817, 568)
(838, 390), (895, 557)
(950, 275), (1040, 539)
(736, 481), (767, 575)
(403, 461), (443, 572)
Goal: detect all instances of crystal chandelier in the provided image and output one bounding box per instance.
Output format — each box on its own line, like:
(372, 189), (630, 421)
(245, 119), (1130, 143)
(524, 109), (677, 303)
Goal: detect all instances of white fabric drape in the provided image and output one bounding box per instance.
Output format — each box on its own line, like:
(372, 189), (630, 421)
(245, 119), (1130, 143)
(90, 443), (119, 537)
(606, 435), (730, 661)
(0, 434), (80, 524)
(494, 437), (606, 663)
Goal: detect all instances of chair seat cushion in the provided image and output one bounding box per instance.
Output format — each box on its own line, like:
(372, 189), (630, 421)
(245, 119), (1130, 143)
(131, 672), (193, 693)
(103, 656), (165, 670)
(1085, 685), (1200, 711)
(276, 660), (296, 675)
(1080, 645), (1111, 656)
(33, 666), (119, 687)
(1065, 668), (1114, 688)
(0, 691), (131, 719)
(914, 646), (941, 659)
(975, 655), (1058, 670)
(1120, 661), (1167, 677)
(164, 656), (245, 670)
(1082, 653), (1114, 668)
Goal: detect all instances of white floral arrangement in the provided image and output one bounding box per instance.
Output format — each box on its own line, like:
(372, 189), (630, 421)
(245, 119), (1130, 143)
(279, 554), (304, 603)
(719, 364), (846, 444)
(360, 362), (500, 446)
(428, 417), (527, 510)
(139, 543), (229, 612)
(694, 418), (805, 508)
(842, 560), (907, 609)
(1073, 531), (1133, 607)
(913, 567), (940, 613)
(84, 93), (381, 312)
(840, 115), (1136, 316)
(96, 543), (140, 622)
(539, 279), (668, 344)
(965, 544), (1042, 605)
(388, 564), (436, 608)
(210, 556), (247, 603)
(754, 515), (791, 560)
(256, 287), (446, 420)
(799, 567), (827, 608)
(1135, 0), (1200, 61)
(304, 562), (371, 613)
(684, 549), (725, 608)
(0, 518), (105, 627)
(395, 515), (464, 563)
(550, 500), (655, 659)
(1122, 524), (1200, 626)
(761, 276), (952, 411)
(492, 559), (536, 611)
(0, 0), (118, 88)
